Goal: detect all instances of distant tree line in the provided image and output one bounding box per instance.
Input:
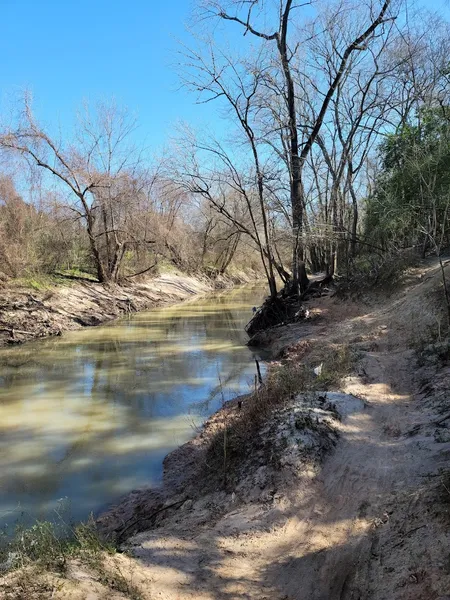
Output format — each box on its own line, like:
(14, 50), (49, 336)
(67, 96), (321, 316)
(0, 1), (449, 295)
(0, 100), (263, 283)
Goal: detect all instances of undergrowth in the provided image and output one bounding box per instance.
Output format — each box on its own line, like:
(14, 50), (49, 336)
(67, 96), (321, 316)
(337, 250), (418, 298)
(0, 515), (112, 574)
(0, 515), (144, 599)
(205, 341), (354, 488)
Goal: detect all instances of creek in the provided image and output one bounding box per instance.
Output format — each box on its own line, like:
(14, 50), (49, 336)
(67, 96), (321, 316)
(0, 284), (267, 527)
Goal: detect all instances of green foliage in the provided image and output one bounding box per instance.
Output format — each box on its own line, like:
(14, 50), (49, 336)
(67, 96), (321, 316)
(4, 521), (69, 572)
(366, 107), (450, 251)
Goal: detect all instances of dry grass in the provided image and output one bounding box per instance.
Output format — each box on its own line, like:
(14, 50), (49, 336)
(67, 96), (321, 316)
(204, 337), (354, 488)
(383, 261), (450, 352)
(305, 342), (354, 389)
(205, 362), (313, 486)
(0, 516), (146, 600)
(0, 561), (146, 600)
(337, 249), (418, 298)
(0, 517), (111, 574)
(0, 567), (58, 600)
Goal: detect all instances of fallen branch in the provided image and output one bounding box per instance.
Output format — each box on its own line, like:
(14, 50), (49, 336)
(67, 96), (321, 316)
(116, 498), (187, 542)
(126, 262), (158, 279)
(0, 327), (35, 336)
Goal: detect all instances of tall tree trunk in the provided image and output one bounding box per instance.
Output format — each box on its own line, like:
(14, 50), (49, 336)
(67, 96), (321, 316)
(349, 184), (358, 258)
(86, 215), (107, 283)
(278, 1), (309, 294)
(110, 242), (126, 282)
(292, 190), (309, 291)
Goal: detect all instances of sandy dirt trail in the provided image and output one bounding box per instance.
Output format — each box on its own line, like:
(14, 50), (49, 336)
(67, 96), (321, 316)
(261, 348), (418, 599)
(125, 318), (437, 600)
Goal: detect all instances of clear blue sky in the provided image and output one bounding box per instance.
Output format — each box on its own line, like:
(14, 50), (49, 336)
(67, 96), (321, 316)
(0, 0), (448, 153)
(0, 0), (218, 150)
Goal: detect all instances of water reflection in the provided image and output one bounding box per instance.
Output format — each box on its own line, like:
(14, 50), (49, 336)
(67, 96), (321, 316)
(0, 284), (267, 526)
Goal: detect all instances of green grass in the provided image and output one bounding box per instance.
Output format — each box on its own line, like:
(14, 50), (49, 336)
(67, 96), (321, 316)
(9, 268), (98, 291)
(11, 275), (57, 291)
(0, 515), (145, 600)
(155, 258), (181, 274)
(0, 516), (113, 575)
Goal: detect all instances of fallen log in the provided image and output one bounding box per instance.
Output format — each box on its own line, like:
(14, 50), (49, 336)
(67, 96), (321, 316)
(0, 327), (35, 336)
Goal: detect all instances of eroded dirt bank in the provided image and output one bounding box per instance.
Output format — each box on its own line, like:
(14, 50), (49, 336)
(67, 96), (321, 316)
(0, 272), (245, 347)
(97, 259), (450, 600)
(2, 259), (450, 599)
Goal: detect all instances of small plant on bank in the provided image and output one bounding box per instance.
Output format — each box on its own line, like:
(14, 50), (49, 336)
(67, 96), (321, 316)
(0, 514), (112, 575)
(206, 362), (316, 487)
(7, 520), (69, 572)
(205, 337), (356, 489)
(313, 343), (354, 389)
(0, 512), (148, 600)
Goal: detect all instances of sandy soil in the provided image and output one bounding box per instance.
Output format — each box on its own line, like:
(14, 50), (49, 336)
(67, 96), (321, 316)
(2, 259), (450, 599)
(0, 273), (215, 347)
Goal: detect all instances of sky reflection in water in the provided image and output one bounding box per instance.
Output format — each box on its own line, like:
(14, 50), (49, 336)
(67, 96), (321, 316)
(0, 284), (267, 526)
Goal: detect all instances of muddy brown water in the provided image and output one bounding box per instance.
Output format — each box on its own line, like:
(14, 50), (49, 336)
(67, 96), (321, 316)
(0, 284), (267, 529)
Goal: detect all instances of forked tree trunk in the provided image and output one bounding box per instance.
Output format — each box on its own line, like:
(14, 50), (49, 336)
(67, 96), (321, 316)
(86, 216), (107, 283)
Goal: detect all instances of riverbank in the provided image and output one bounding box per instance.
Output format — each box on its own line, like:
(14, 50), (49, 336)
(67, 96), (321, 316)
(1, 258), (450, 599)
(92, 259), (450, 600)
(93, 258), (450, 599)
(0, 270), (256, 347)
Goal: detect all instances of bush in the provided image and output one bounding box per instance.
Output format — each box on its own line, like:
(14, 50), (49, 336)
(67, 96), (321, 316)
(0, 514), (112, 575)
(337, 249), (418, 297)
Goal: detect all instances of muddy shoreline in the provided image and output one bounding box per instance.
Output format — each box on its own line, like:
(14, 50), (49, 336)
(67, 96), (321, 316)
(0, 271), (256, 347)
(95, 313), (332, 542)
(96, 386), (349, 543)
(2, 259), (450, 599)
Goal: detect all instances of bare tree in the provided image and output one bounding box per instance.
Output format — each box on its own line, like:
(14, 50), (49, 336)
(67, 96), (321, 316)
(172, 125), (289, 287)
(202, 0), (393, 294)
(178, 44), (282, 296)
(0, 97), (154, 282)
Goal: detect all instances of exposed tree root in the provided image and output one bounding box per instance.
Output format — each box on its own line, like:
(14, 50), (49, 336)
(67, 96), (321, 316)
(246, 275), (334, 337)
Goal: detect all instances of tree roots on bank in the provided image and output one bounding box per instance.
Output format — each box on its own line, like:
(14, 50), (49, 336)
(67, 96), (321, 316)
(245, 276), (334, 338)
